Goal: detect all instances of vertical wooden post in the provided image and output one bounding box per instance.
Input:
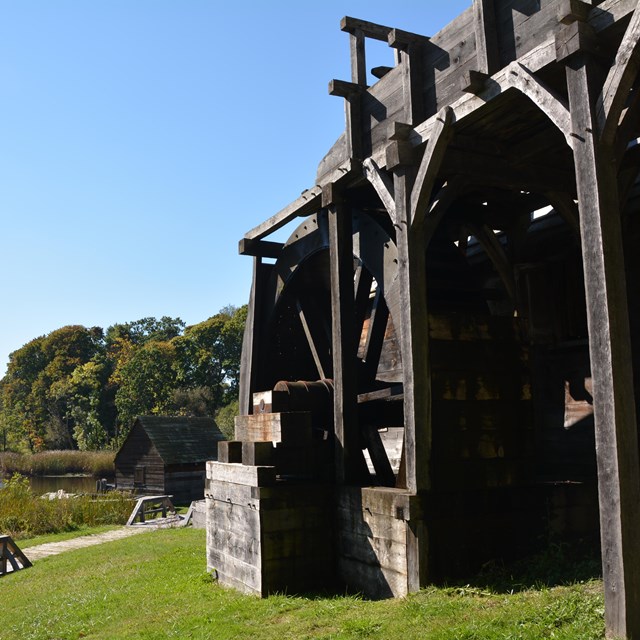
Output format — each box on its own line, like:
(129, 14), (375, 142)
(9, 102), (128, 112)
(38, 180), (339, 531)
(473, 0), (500, 75)
(393, 167), (432, 495)
(350, 28), (367, 87)
(239, 257), (269, 415)
(565, 54), (640, 639)
(326, 186), (361, 484)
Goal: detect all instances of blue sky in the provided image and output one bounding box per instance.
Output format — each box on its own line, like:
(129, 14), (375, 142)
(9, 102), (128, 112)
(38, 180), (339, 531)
(0, 1), (470, 375)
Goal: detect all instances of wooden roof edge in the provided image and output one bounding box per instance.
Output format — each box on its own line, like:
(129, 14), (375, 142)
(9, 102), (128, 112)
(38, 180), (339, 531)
(395, 0), (637, 164)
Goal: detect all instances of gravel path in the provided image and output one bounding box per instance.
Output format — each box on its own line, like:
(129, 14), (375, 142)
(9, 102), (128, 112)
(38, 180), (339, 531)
(24, 527), (152, 561)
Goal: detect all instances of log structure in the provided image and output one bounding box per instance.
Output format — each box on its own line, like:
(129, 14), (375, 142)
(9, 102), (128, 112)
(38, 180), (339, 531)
(207, 2), (640, 637)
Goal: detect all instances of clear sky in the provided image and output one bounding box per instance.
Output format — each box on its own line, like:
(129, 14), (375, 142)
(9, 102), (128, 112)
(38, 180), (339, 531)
(0, 1), (471, 375)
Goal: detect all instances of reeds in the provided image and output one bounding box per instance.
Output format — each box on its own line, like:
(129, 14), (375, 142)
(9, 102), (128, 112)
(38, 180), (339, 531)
(0, 450), (115, 478)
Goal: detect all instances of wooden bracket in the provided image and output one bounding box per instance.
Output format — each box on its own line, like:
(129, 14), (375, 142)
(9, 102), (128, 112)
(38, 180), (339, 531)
(385, 140), (417, 169)
(341, 16), (393, 42)
(460, 69), (491, 94)
(388, 121), (414, 141)
(473, 0), (500, 75)
(557, 0), (592, 25)
(363, 157), (396, 222)
(410, 105), (454, 226)
(329, 79), (363, 98)
(555, 20), (603, 63)
(387, 28), (431, 50)
(506, 62), (572, 144)
(238, 238), (284, 258)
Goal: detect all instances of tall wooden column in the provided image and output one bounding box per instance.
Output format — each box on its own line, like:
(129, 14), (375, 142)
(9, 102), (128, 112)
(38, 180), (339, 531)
(565, 52), (640, 639)
(392, 165), (432, 494)
(325, 186), (362, 484)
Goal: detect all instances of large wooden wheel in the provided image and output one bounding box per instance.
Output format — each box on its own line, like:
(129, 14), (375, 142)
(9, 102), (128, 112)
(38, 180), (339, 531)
(256, 209), (403, 401)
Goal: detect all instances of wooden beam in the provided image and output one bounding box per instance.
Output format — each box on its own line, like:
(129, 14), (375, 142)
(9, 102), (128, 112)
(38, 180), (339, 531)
(566, 53), (640, 640)
(363, 157), (396, 222)
(341, 16), (393, 42)
(244, 186), (321, 241)
(329, 81), (364, 160)
(467, 223), (517, 306)
(505, 62), (572, 144)
(296, 297), (330, 381)
(328, 201), (367, 484)
(238, 238), (283, 258)
(424, 176), (467, 248)
(473, 0), (500, 75)
(350, 28), (367, 87)
(544, 191), (581, 237)
(387, 28), (431, 49)
(598, 1), (640, 145)
(394, 164), (431, 495)
(410, 106), (454, 227)
(238, 259), (272, 415)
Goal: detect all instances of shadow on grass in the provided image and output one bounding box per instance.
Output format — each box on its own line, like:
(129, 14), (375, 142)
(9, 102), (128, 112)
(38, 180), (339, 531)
(447, 538), (603, 594)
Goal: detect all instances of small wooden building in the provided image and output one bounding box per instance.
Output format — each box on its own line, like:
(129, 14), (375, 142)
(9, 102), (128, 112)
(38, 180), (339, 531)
(115, 416), (224, 503)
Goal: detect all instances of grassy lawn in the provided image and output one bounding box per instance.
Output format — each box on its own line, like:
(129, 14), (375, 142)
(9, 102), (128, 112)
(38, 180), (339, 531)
(1, 527), (606, 640)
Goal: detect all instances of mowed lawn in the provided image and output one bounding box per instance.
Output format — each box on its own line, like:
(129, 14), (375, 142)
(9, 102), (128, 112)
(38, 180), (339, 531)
(1, 527), (605, 640)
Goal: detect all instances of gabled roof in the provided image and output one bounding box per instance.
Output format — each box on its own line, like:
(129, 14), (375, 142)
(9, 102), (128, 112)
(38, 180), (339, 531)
(125, 416), (225, 465)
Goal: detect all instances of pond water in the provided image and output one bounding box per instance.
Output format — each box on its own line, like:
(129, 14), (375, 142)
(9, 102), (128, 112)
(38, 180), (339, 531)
(0, 475), (106, 494)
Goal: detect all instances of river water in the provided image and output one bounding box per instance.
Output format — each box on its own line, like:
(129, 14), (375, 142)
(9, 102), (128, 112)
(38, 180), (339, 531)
(0, 475), (105, 494)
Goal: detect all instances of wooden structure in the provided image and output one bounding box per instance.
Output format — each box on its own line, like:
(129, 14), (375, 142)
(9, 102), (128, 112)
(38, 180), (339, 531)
(207, 2), (640, 637)
(0, 535), (32, 576)
(115, 416), (224, 504)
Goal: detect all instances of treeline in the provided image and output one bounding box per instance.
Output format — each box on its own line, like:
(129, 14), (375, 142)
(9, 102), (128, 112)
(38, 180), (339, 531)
(0, 306), (246, 452)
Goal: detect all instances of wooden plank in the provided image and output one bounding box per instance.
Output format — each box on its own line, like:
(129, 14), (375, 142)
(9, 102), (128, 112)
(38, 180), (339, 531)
(566, 54), (640, 640)
(234, 412), (313, 443)
(206, 461), (276, 487)
(296, 295), (331, 380)
(473, 0), (500, 74)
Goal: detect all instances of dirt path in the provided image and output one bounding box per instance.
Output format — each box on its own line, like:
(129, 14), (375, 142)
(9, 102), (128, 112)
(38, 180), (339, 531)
(24, 527), (152, 561)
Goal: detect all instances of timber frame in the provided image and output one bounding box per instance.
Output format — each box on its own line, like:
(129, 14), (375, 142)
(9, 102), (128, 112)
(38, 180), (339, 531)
(211, 2), (640, 637)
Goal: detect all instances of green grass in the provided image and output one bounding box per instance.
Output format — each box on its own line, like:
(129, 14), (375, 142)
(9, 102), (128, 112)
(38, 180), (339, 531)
(0, 527), (606, 640)
(0, 450), (115, 477)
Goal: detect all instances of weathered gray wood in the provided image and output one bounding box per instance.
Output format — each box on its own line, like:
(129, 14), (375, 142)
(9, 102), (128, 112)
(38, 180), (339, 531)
(234, 412), (312, 444)
(410, 106), (454, 227)
(350, 28), (367, 87)
(328, 199), (365, 483)
(242, 441), (275, 467)
(394, 164), (431, 495)
(296, 297), (330, 380)
(566, 53), (640, 640)
(362, 426), (396, 487)
(362, 157), (396, 222)
(505, 62), (572, 143)
(218, 440), (243, 464)
(244, 186), (322, 241)
(473, 0), (500, 75)
(206, 461), (276, 487)
(597, 1), (640, 145)
(238, 238), (283, 258)
(341, 16), (393, 42)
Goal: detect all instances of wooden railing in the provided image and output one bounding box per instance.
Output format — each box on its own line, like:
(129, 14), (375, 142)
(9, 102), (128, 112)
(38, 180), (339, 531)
(126, 495), (176, 526)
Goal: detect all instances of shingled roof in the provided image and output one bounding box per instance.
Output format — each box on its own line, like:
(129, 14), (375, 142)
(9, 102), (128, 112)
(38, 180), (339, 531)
(132, 416), (225, 465)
